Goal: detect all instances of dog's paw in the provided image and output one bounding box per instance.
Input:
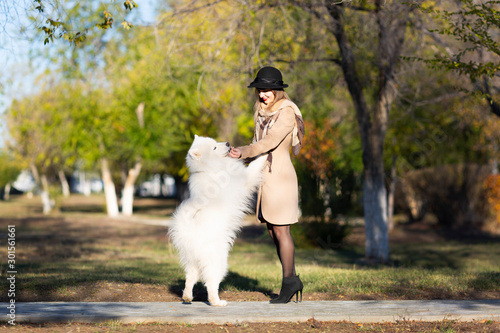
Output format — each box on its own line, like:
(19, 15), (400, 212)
(182, 293), (193, 303)
(209, 299), (228, 306)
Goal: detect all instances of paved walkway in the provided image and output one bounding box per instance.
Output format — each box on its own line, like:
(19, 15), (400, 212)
(5, 300), (500, 324)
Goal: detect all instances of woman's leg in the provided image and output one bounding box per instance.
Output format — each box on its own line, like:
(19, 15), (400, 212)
(266, 222), (281, 262)
(266, 222), (296, 278)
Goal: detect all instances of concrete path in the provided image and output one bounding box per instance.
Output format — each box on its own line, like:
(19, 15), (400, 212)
(5, 300), (500, 324)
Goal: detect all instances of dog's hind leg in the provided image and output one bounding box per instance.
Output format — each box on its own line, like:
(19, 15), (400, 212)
(206, 278), (227, 307)
(204, 253), (228, 306)
(182, 264), (200, 303)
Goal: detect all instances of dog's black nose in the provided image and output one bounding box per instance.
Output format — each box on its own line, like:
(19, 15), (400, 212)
(226, 142), (230, 147)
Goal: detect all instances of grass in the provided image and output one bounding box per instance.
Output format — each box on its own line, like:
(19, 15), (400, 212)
(228, 242), (500, 299)
(0, 194), (499, 302)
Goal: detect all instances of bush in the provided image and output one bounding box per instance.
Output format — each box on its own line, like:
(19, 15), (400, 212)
(0, 153), (21, 200)
(291, 218), (352, 249)
(484, 174), (500, 230)
(399, 164), (491, 229)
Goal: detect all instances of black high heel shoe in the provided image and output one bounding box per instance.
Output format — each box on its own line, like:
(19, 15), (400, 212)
(270, 275), (303, 304)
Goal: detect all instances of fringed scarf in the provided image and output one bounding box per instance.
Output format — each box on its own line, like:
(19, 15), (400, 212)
(254, 100), (305, 172)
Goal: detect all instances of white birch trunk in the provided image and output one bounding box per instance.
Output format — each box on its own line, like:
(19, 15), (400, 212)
(387, 155), (397, 232)
(58, 170), (70, 197)
(363, 172), (389, 263)
(121, 162), (142, 216)
(4, 183), (11, 200)
(78, 172), (91, 196)
(101, 158), (119, 217)
(40, 174), (52, 215)
(30, 164), (52, 215)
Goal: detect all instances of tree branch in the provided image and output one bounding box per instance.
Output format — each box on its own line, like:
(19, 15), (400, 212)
(475, 77), (500, 117)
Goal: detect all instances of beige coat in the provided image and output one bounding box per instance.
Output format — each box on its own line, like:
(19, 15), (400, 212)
(239, 100), (300, 225)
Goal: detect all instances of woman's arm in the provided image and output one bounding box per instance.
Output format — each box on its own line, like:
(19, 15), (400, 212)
(237, 107), (295, 159)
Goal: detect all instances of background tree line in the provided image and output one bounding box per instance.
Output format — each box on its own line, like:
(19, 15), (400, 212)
(1, 0), (500, 264)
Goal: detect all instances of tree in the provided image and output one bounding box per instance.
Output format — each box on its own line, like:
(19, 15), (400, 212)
(103, 21), (219, 208)
(0, 152), (21, 200)
(279, 1), (410, 263)
(5, 81), (78, 213)
(22, 0), (151, 216)
(29, 0), (138, 45)
(158, 0), (410, 262)
(408, 0), (500, 117)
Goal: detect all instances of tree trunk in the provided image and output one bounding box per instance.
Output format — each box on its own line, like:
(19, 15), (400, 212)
(387, 155), (397, 232)
(363, 167), (389, 262)
(101, 158), (119, 217)
(401, 178), (426, 221)
(58, 170), (70, 197)
(4, 183), (11, 200)
(122, 162), (142, 216)
(40, 174), (52, 215)
(120, 101), (146, 216)
(30, 164), (53, 215)
(81, 172), (92, 196)
(321, 1), (408, 263)
(174, 176), (190, 202)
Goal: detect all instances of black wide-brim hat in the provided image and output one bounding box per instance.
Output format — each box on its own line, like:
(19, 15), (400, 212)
(248, 66), (289, 89)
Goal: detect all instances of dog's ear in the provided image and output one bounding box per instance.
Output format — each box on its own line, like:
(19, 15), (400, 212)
(194, 134), (199, 139)
(188, 148), (201, 160)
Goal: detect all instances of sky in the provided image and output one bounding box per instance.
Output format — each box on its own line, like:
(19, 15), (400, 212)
(0, 0), (158, 149)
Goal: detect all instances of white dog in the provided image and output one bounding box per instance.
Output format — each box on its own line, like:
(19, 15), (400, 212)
(168, 135), (267, 306)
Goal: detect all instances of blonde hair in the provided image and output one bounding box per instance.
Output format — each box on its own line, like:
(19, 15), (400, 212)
(253, 89), (290, 119)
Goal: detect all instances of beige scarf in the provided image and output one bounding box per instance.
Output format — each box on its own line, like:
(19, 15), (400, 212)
(254, 100), (305, 171)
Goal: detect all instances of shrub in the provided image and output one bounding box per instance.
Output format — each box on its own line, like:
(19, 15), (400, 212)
(400, 164), (491, 229)
(0, 153), (21, 200)
(484, 174), (500, 229)
(291, 218), (352, 249)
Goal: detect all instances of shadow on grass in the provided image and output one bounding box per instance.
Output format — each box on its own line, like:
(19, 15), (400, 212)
(59, 204), (106, 214)
(169, 271), (274, 302)
(2, 204), (499, 303)
(59, 198), (179, 215)
(293, 239), (500, 271)
(0, 215), (176, 302)
(468, 271), (500, 290)
(11, 264), (179, 302)
(238, 223), (500, 271)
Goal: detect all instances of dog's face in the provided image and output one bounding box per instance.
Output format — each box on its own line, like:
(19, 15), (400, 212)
(186, 135), (231, 171)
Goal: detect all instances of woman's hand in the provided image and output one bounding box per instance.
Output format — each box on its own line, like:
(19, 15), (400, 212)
(229, 147), (242, 159)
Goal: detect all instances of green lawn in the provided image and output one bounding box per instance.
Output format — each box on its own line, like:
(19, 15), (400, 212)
(0, 194), (499, 302)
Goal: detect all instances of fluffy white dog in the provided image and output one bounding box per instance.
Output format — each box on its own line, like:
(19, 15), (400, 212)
(168, 135), (267, 306)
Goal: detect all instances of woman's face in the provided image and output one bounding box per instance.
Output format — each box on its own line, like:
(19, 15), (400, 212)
(258, 89), (275, 105)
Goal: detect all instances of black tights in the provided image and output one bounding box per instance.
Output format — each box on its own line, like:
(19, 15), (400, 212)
(266, 222), (296, 278)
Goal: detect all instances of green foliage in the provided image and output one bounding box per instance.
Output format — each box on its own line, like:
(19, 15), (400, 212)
(103, 26), (218, 179)
(295, 111), (363, 219)
(33, 0), (138, 45)
(0, 153), (21, 188)
(386, 57), (490, 173)
(406, 0), (500, 81)
(291, 219), (352, 250)
(6, 81), (81, 175)
(5, 0), (499, 228)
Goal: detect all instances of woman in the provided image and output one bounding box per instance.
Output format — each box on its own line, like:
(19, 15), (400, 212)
(229, 66), (305, 304)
